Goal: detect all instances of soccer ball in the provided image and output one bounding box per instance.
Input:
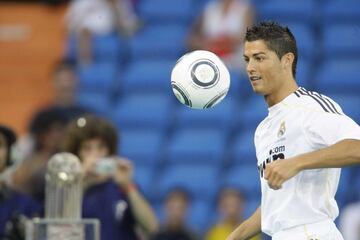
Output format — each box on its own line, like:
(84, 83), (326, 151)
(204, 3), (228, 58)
(171, 50), (230, 109)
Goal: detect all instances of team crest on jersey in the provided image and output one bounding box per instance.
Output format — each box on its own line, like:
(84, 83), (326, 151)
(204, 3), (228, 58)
(277, 121), (286, 138)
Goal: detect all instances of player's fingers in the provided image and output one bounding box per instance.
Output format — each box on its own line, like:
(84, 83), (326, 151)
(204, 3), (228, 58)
(268, 174), (283, 190)
(264, 165), (273, 180)
(268, 181), (281, 190)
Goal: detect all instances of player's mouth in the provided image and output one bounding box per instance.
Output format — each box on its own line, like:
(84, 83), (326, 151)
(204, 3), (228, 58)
(250, 76), (262, 82)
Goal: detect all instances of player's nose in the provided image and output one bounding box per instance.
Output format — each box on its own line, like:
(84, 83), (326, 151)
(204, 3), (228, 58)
(246, 60), (256, 75)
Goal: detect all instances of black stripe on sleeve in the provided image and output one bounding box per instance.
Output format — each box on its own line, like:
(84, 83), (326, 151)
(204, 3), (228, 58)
(322, 96), (342, 115)
(308, 91), (337, 114)
(297, 88), (330, 113)
(294, 90), (300, 97)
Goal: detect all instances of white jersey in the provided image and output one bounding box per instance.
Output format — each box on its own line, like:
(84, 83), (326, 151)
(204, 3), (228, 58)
(254, 87), (360, 236)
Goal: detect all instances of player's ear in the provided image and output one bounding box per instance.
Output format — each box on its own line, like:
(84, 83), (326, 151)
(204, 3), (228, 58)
(281, 53), (294, 70)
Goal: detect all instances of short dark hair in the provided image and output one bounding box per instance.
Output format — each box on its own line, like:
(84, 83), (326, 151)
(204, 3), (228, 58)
(245, 21), (298, 77)
(62, 115), (118, 158)
(29, 107), (68, 150)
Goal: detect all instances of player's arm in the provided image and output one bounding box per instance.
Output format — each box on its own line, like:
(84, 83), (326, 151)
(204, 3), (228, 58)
(125, 185), (159, 234)
(265, 139), (360, 190)
(297, 139), (360, 169)
(226, 206), (261, 240)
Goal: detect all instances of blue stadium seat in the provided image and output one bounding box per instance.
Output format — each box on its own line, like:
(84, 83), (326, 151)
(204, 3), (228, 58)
(231, 130), (257, 165)
(287, 23), (315, 61)
(76, 92), (111, 116)
(77, 62), (118, 94)
(316, 59), (360, 95)
(244, 198), (261, 219)
(348, 166), (360, 202)
(323, 1), (360, 24)
(257, 0), (315, 24)
(187, 199), (212, 234)
(296, 59), (311, 89)
(130, 24), (187, 60)
(113, 93), (173, 130)
(227, 71), (253, 101)
(167, 128), (226, 165)
(139, 0), (194, 25)
(336, 167), (352, 210)
(122, 60), (174, 94)
(323, 24), (360, 58)
(237, 96), (268, 130)
(330, 94), (360, 122)
(66, 33), (125, 63)
(119, 129), (165, 167)
(222, 165), (261, 200)
(156, 165), (219, 200)
(133, 166), (155, 200)
(174, 96), (236, 132)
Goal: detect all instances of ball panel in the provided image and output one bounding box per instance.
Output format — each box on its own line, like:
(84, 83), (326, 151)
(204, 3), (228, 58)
(190, 59), (220, 88)
(203, 88), (229, 109)
(171, 81), (192, 107)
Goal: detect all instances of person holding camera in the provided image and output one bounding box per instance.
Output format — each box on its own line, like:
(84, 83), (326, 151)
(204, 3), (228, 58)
(62, 115), (158, 240)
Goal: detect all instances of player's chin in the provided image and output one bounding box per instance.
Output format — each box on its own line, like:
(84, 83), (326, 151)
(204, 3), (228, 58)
(251, 85), (266, 95)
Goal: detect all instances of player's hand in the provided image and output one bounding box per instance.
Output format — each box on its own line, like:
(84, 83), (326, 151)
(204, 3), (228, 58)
(113, 157), (134, 188)
(264, 158), (300, 190)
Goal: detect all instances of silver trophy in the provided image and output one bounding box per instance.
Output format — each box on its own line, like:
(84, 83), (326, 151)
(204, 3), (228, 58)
(45, 152), (83, 219)
(26, 152), (99, 240)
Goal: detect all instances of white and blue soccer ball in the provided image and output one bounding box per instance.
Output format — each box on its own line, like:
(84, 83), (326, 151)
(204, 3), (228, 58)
(171, 50), (230, 109)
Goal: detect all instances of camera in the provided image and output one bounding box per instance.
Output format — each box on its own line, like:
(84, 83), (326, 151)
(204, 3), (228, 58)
(95, 158), (117, 176)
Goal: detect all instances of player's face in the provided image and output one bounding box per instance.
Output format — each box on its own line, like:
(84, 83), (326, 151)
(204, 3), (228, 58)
(243, 40), (284, 96)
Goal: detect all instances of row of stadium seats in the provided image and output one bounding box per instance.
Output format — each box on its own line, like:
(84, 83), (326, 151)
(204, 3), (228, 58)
(75, 57), (360, 102)
(255, 0), (360, 24)
(137, 0), (360, 26)
(77, 93), (360, 139)
(135, 163), (261, 231)
(66, 22), (360, 64)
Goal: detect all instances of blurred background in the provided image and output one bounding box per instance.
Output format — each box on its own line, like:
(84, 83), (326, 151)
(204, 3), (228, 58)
(0, 0), (360, 239)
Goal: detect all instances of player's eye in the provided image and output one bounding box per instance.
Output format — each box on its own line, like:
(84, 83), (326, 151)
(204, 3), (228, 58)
(244, 58), (249, 63)
(255, 57), (263, 62)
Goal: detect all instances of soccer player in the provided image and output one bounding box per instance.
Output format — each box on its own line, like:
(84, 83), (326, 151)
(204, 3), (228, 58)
(226, 22), (360, 240)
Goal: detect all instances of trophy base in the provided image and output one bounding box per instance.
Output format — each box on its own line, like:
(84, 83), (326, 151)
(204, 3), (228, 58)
(26, 218), (100, 240)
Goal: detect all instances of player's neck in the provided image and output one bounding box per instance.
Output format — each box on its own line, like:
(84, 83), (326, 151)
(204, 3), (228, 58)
(265, 79), (298, 107)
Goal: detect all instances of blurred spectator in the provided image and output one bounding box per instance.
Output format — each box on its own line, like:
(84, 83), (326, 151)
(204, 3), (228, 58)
(205, 187), (260, 240)
(151, 189), (199, 240)
(9, 61), (89, 200)
(66, 0), (140, 65)
(340, 202), (360, 240)
(62, 115), (158, 240)
(0, 125), (41, 239)
(11, 107), (69, 201)
(187, 0), (254, 72)
(16, 60), (88, 161)
(50, 59), (83, 111)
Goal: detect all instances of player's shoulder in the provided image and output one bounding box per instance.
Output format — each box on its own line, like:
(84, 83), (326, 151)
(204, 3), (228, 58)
(292, 87), (344, 115)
